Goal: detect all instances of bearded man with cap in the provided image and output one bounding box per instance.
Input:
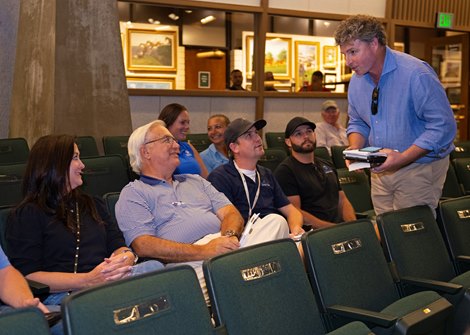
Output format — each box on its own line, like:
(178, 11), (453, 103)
(315, 100), (349, 154)
(208, 118), (304, 242)
(274, 117), (356, 229)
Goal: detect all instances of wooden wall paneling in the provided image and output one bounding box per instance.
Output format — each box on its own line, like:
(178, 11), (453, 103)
(184, 49), (226, 90)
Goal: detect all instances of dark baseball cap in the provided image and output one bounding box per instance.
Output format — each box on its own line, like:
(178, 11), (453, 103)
(224, 118), (267, 145)
(285, 117), (316, 138)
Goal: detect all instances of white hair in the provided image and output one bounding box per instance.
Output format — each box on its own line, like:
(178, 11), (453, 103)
(128, 120), (166, 174)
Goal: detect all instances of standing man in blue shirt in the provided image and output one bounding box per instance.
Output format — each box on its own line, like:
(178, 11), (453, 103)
(334, 14), (456, 215)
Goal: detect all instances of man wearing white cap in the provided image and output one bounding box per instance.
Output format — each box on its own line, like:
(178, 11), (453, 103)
(315, 100), (349, 153)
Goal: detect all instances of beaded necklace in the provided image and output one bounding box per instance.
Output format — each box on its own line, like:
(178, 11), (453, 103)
(72, 201), (80, 274)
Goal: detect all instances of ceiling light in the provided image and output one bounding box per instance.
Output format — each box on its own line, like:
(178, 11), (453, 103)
(185, 10), (193, 14)
(196, 50), (225, 59)
(200, 15), (216, 24)
(148, 18), (161, 25)
(168, 13), (180, 21)
(155, 25), (171, 31)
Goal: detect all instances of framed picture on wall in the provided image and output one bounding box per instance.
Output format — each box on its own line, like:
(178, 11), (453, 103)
(323, 45), (338, 69)
(126, 29), (177, 72)
(126, 77), (175, 89)
(198, 71), (211, 88)
(245, 35), (292, 79)
(294, 41), (320, 90)
(441, 59), (461, 83)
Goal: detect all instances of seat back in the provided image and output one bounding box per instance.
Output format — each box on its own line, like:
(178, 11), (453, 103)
(337, 168), (374, 213)
(186, 133), (211, 152)
(441, 162), (464, 198)
(331, 145), (348, 169)
(0, 307), (50, 335)
(0, 163), (26, 207)
(62, 265), (222, 335)
(76, 136), (99, 158)
(80, 155), (130, 197)
(0, 206), (13, 251)
(102, 136), (130, 159)
(438, 196), (470, 273)
(103, 192), (120, 223)
(377, 205), (456, 283)
(264, 132), (288, 154)
(451, 158), (470, 194)
(203, 239), (327, 335)
(0, 137), (29, 164)
(314, 146), (333, 164)
(258, 148), (287, 172)
(302, 219), (400, 313)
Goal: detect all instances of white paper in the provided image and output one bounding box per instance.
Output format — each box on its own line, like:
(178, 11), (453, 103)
(348, 161), (372, 171)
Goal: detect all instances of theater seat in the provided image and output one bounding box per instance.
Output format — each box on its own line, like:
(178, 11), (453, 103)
(302, 219), (453, 335)
(203, 239), (373, 335)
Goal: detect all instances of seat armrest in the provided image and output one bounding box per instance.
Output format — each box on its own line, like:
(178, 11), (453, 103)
(400, 276), (463, 295)
(327, 305), (397, 328)
(28, 279), (50, 298)
(456, 255), (470, 264)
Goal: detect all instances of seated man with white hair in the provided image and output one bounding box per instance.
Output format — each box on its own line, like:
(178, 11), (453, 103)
(115, 120), (288, 300)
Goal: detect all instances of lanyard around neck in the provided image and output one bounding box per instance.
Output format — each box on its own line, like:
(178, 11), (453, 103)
(234, 161), (261, 219)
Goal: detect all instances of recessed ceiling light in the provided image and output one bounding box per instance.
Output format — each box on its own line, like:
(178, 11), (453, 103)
(168, 13), (180, 21)
(201, 15), (216, 24)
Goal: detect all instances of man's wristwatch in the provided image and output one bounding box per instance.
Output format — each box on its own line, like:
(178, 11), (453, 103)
(121, 248), (139, 265)
(223, 230), (240, 240)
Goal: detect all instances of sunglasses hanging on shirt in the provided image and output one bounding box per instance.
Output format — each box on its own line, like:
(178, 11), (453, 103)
(371, 86), (379, 115)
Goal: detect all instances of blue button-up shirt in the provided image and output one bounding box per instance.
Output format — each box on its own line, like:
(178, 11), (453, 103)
(347, 46), (456, 163)
(200, 143), (229, 173)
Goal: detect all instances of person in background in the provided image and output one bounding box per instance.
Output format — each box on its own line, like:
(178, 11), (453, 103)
(274, 117), (356, 230)
(0, 245), (49, 314)
(228, 69), (245, 90)
(315, 100), (349, 153)
(208, 118), (304, 239)
(6, 135), (162, 306)
(200, 114), (230, 173)
(334, 14), (456, 215)
(264, 71), (278, 91)
(158, 103), (208, 178)
(299, 70), (331, 92)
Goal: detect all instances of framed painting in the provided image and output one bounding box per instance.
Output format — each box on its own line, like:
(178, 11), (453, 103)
(323, 45), (338, 69)
(126, 29), (177, 72)
(294, 41), (320, 90)
(324, 72), (337, 90)
(246, 35), (291, 79)
(441, 59), (461, 83)
(126, 77), (175, 89)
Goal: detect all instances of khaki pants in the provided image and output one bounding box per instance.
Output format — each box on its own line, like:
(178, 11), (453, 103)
(371, 158), (449, 216)
(168, 213), (290, 302)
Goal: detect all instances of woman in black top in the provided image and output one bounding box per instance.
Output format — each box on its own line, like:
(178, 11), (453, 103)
(6, 135), (158, 305)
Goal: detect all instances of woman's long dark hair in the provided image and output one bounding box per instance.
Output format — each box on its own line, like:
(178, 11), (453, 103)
(17, 134), (102, 231)
(158, 103), (187, 128)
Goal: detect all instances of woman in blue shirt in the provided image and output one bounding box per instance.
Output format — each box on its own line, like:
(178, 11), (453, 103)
(200, 114), (230, 173)
(158, 103), (208, 178)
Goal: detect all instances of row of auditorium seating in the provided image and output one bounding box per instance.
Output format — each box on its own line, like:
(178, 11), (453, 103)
(0, 155), (132, 207)
(4, 197), (470, 334)
(0, 136), (130, 165)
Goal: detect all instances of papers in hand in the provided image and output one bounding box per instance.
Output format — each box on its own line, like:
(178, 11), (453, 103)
(239, 213), (260, 247)
(343, 149), (387, 172)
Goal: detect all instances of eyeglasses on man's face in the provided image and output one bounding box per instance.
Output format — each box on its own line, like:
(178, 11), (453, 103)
(144, 135), (177, 145)
(371, 87), (379, 115)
